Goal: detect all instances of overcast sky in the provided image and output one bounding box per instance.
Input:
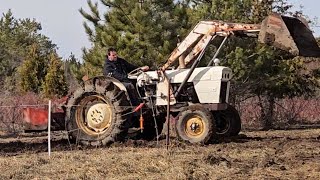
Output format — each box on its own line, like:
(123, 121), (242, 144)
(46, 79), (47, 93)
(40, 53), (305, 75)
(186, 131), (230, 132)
(0, 0), (319, 60)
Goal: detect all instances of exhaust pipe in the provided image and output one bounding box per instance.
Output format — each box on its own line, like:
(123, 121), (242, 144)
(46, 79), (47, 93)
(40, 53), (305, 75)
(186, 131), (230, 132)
(259, 13), (320, 57)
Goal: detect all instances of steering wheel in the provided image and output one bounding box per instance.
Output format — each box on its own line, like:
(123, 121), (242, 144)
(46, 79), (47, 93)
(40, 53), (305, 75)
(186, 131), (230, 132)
(127, 67), (143, 79)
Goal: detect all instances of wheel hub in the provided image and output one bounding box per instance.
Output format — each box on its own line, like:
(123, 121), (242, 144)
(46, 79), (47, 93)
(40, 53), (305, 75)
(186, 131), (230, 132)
(215, 112), (231, 134)
(185, 115), (204, 137)
(75, 95), (113, 136)
(86, 103), (112, 132)
(190, 122), (200, 131)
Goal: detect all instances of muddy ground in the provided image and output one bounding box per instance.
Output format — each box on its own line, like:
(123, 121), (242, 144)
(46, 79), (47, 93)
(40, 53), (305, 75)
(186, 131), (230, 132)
(0, 129), (320, 179)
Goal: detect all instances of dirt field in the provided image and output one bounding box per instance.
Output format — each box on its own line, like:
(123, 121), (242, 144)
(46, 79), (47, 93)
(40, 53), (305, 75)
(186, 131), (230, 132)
(1, 129), (320, 180)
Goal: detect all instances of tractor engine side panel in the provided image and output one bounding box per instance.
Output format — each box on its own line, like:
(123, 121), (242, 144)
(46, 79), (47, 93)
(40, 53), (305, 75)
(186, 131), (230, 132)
(192, 67), (231, 104)
(151, 67), (232, 105)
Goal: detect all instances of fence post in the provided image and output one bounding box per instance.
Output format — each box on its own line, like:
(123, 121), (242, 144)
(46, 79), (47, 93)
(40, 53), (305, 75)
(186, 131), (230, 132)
(166, 78), (171, 150)
(48, 100), (51, 157)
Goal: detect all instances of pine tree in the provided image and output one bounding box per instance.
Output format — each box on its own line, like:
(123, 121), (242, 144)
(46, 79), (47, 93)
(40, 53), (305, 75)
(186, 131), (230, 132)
(0, 10), (57, 94)
(43, 52), (68, 98)
(18, 44), (48, 93)
(77, 0), (190, 78)
(64, 53), (82, 91)
(77, 0), (319, 129)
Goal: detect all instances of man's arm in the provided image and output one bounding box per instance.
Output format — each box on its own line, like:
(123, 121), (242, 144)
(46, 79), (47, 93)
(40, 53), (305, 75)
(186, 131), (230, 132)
(121, 58), (149, 72)
(121, 58), (138, 72)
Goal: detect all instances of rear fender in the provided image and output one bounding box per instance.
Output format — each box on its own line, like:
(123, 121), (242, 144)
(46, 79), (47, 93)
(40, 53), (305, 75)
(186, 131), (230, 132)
(86, 76), (128, 92)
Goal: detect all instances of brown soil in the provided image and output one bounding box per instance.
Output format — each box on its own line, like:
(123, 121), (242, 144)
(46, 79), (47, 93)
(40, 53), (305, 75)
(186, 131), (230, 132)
(0, 129), (320, 179)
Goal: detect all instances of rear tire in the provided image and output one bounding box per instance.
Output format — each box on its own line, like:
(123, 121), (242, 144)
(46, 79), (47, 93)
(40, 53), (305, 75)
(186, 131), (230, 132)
(65, 77), (132, 146)
(175, 105), (215, 144)
(212, 104), (241, 137)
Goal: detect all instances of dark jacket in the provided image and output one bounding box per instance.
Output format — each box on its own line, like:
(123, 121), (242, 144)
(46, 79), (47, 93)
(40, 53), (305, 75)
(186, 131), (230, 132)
(103, 57), (138, 82)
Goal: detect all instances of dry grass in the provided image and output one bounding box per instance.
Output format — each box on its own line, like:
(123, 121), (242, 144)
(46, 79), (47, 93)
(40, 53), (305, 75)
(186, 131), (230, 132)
(1, 129), (320, 179)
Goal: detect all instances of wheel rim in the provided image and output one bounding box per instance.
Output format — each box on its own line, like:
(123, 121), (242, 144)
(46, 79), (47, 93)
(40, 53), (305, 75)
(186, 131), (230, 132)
(184, 114), (205, 138)
(216, 112), (231, 134)
(75, 95), (113, 136)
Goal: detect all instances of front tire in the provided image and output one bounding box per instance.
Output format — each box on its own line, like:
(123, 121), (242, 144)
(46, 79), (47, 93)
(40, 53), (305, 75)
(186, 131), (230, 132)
(175, 105), (215, 144)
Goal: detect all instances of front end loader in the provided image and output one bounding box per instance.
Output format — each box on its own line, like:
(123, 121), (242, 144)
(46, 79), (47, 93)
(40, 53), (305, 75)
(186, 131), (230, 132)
(259, 13), (320, 57)
(22, 13), (320, 146)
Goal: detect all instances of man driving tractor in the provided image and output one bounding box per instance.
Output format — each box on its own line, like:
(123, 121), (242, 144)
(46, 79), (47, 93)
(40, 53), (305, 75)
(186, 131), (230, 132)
(103, 47), (149, 105)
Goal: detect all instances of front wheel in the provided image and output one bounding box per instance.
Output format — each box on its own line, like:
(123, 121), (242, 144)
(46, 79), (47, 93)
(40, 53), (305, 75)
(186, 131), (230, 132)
(175, 105), (215, 144)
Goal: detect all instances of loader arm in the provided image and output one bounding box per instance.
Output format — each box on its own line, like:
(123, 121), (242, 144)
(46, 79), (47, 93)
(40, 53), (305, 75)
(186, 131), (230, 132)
(160, 13), (320, 71)
(161, 21), (261, 71)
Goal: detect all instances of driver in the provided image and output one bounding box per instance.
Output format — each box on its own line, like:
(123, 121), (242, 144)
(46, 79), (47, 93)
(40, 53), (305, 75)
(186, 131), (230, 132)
(103, 47), (149, 105)
(103, 47), (149, 82)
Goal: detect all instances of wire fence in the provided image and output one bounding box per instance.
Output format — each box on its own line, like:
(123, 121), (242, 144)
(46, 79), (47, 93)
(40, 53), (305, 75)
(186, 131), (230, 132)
(0, 96), (167, 155)
(0, 98), (319, 132)
(0, 93), (319, 156)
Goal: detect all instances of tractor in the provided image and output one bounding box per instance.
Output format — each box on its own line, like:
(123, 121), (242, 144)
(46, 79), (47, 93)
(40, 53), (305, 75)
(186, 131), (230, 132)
(23, 13), (320, 146)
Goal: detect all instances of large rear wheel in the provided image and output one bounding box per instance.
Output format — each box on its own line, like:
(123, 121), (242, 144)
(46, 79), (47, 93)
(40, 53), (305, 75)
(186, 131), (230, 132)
(175, 105), (215, 144)
(65, 77), (132, 146)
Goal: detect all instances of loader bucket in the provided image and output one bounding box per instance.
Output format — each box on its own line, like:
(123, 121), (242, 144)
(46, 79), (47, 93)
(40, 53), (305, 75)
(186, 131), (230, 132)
(259, 13), (320, 57)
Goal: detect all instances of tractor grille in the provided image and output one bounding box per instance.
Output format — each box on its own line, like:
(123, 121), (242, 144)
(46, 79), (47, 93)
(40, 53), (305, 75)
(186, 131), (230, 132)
(219, 82), (228, 103)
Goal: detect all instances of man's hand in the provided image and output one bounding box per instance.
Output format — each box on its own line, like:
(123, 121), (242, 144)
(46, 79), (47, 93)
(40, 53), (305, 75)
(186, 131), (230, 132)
(140, 66), (149, 71)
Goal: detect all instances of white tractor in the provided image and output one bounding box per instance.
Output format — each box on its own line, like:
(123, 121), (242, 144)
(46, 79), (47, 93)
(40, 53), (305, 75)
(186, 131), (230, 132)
(23, 13), (320, 146)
